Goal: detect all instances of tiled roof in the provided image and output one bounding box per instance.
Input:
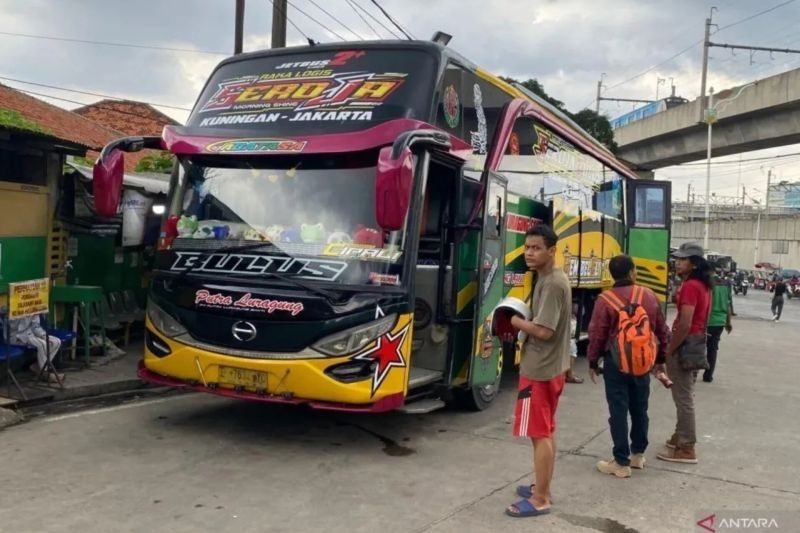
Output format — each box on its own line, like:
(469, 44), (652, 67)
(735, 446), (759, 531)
(74, 100), (180, 172)
(73, 99), (181, 136)
(0, 83), (118, 150)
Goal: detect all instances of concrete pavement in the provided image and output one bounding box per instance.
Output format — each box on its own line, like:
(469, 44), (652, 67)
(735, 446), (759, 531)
(1, 289), (799, 532)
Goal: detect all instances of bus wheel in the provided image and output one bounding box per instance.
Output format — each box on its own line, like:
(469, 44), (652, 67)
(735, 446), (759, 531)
(454, 377), (501, 411)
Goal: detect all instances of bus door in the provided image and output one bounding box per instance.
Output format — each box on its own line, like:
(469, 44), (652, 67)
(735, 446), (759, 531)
(469, 173), (508, 387)
(446, 98), (532, 407)
(626, 180), (672, 302)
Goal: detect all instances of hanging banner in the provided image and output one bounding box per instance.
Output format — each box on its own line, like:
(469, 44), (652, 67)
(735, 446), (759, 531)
(8, 278), (49, 319)
(121, 189), (153, 247)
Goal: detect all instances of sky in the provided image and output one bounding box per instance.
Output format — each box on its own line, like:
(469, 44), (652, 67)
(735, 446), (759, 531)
(2, 0), (799, 205)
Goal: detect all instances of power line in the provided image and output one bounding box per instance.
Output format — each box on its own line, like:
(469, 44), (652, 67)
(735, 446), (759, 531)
(369, 0), (414, 40)
(266, 0), (315, 44)
(600, 1), (798, 102)
(715, 0), (797, 33)
(0, 75), (191, 111)
(287, 0), (348, 41)
(605, 40), (703, 93)
(373, 0), (416, 39)
(0, 30), (226, 56)
(345, 0), (382, 38)
(350, 0), (402, 39)
(676, 151), (800, 166)
(305, 0), (364, 40)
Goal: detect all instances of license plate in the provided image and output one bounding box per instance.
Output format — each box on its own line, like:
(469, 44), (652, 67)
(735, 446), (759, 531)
(218, 366), (268, 389)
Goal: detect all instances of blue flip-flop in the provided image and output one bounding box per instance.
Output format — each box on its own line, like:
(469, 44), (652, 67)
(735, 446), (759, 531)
(516, 484), (554, 503)
(505, 499), (551, 518)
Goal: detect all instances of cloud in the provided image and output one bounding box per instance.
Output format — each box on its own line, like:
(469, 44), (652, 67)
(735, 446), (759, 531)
(2, 0), (799, 188)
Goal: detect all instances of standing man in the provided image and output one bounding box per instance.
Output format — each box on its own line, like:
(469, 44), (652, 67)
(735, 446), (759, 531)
(505, 225), (571, 518)
(704, 264), (733, 383)
(657, 242), (712, 464)
(587, 255), (670, 478)
(772, 277), (787, 322)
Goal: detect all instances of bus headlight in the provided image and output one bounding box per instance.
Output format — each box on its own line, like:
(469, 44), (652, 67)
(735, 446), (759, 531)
(147, 300), (187, 338)
(312, 314), (396, 357)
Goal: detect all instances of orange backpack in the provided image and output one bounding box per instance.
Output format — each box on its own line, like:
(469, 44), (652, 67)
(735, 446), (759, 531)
(599, 286), (657, 376)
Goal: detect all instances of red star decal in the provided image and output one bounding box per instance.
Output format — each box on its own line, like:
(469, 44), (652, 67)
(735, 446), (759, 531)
(353, 326), (409, 397)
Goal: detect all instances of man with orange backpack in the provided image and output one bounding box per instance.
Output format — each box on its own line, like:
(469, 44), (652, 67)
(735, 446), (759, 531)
(587, 255), (670, 478)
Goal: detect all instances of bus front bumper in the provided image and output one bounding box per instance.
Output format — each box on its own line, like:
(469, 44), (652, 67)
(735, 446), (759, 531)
(138, 361), (405, 412)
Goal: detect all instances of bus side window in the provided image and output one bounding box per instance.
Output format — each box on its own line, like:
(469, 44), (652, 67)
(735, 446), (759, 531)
(633, 185), (667, 227)
(418, 166), (450, 262)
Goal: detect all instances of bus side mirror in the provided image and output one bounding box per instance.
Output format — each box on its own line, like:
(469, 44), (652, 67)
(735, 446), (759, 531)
(375, 146), (414, 231)
(93, 148), (124, 218)
(92, 136), (162, 218)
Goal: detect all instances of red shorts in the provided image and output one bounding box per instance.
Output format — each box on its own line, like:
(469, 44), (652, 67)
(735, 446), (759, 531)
(513, 374), (565, 439)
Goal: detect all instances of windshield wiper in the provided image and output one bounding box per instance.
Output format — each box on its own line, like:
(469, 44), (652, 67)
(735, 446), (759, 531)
(172, 242), (340, 304)
(258, 272), (339, 305)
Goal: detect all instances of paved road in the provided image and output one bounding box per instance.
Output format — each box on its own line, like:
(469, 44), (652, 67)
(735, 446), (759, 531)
(2, 289), (799, 532)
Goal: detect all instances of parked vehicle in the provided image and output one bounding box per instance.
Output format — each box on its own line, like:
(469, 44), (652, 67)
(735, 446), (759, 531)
(752, 268), (775, 290)
(91, 38), (672, 413)
(787, 277), (800, 299)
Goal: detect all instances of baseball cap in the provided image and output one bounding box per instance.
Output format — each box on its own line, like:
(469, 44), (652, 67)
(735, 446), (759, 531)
(672, 242), (704, 258)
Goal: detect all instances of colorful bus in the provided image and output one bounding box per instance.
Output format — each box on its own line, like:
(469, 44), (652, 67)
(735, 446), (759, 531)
(93, 38), (671, 413)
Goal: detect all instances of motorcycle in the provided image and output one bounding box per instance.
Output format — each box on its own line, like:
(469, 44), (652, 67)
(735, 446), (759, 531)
(733, 277), (749, 296)
(787, 283), (800, 299)
(740, 278), (749, 296)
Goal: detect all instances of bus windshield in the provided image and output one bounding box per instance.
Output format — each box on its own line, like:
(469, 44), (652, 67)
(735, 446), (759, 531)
(164, 154), (407, 288)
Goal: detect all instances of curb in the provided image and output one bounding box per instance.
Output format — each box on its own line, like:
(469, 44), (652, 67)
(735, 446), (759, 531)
(51, 378), (150, 403)
(0, 407), (23, 430)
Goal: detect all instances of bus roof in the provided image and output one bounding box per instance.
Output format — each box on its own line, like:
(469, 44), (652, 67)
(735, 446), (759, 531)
(182, 39), (637, 179)
(209, 40), (617, 157)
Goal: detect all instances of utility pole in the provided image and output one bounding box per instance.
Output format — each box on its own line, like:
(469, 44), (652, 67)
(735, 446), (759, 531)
(656, 77), (665, 100)
(595, 74), (605, 114)
(765, 168), (772, 223)
(271, 0), (288, 49)
(741, 185), (746, 214)
(687, 182), (692, 203)
(755, 169), (772, 266)
(699, 9), (714, 123)
(234, 0), (245, 54)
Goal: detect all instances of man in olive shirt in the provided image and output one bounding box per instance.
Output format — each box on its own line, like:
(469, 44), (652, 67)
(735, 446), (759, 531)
(506, 225), (572, 518)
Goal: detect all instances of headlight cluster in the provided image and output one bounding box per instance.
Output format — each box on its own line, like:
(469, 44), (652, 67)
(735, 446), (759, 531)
(147, 300), (187, 338)
(312, 314), (397, 356)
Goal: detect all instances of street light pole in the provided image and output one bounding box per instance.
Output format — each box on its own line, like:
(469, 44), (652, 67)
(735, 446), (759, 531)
(754, 207), (761, 266)
(703, 87), (715, 252)
(754, 169), (772, 267)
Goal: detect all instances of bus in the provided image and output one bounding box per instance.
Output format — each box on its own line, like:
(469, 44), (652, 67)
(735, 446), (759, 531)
(706, 252), (735, 272)
(92, 37), (671, 413)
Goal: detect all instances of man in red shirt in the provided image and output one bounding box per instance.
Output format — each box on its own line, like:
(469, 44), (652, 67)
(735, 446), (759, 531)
(657, 242), (712, 464)
(587, 255), (670, 478)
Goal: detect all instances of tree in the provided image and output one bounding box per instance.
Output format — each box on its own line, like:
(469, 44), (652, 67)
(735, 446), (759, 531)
(502, 76), (617, 152)
(570, 109), (618, 152)
(501, 76), (567, 112)
(135, 151), (175, 173)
